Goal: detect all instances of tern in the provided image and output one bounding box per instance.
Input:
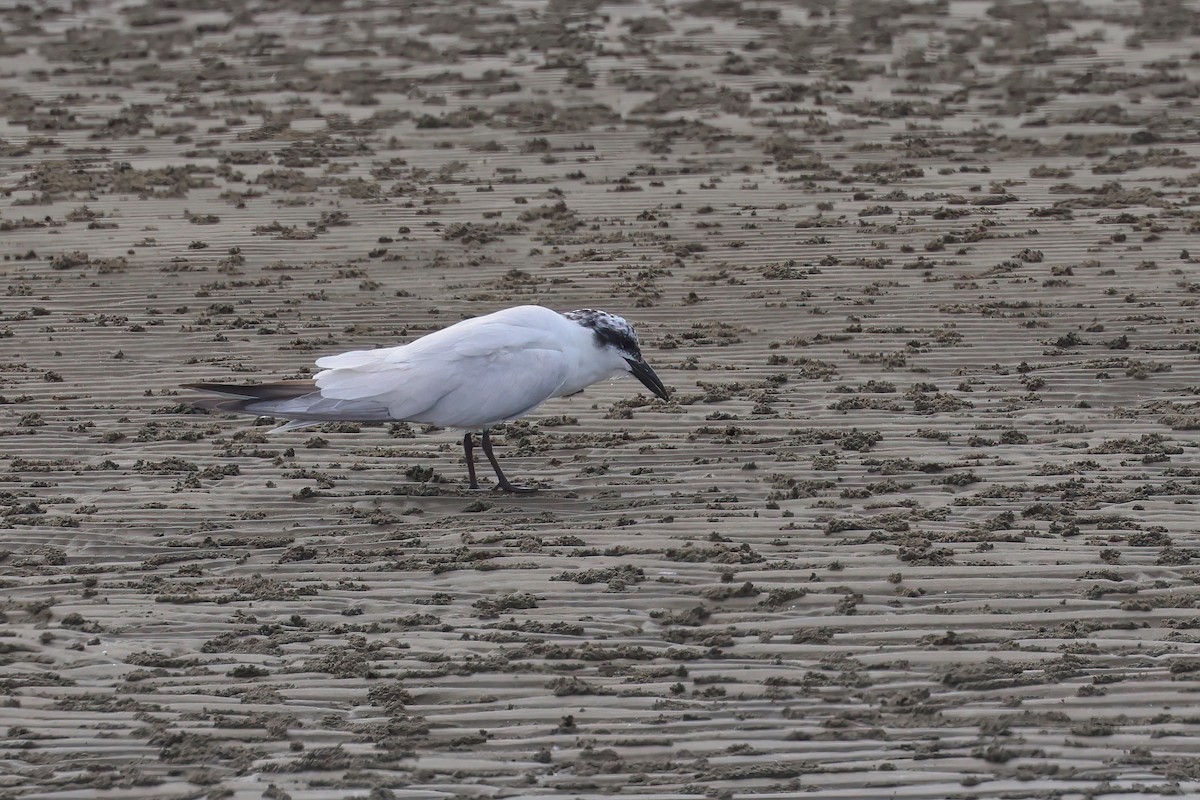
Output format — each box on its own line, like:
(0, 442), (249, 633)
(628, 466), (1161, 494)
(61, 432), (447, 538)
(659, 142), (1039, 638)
(183, 304), (670, 492)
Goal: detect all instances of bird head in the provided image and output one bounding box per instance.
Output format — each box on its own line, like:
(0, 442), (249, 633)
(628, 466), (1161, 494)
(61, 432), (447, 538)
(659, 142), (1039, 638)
(565, 309), (670, 401)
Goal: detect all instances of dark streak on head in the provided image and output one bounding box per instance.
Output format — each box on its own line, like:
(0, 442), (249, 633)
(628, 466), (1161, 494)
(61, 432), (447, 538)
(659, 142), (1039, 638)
(564, 309), (642, 357)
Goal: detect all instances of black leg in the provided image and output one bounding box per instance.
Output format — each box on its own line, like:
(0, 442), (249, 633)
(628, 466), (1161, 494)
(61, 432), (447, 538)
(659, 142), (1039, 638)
(463, 431), (479, 490)
(480, 428), (536, 494)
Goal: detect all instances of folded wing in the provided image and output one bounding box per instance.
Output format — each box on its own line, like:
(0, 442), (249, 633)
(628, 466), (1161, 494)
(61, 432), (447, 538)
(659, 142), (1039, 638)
(188, 307), (576, 430)
(313, 316), (572, 428)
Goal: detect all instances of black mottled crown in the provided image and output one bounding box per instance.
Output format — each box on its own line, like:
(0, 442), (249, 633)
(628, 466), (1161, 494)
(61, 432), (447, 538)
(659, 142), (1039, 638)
(564, 309), (642, 356)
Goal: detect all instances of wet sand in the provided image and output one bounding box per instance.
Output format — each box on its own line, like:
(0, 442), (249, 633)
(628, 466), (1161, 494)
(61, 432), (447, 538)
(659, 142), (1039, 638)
(3, 1), (1200, 798)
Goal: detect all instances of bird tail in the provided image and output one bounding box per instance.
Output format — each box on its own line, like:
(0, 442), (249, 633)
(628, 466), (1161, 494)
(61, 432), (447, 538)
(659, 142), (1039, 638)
(181, 381), (394, 432)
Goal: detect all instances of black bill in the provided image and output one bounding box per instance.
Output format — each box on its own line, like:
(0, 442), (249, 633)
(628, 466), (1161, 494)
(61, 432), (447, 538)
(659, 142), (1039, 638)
(626, 357), (670, 401)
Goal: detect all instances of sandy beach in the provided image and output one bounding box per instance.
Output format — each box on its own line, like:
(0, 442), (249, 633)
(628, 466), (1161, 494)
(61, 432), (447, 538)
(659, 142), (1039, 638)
(3, 1), (1200, 798)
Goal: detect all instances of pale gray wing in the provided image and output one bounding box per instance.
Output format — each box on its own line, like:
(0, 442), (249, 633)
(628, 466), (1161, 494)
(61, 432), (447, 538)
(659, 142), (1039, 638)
(314, 348), (392, 370)
(412, 347), (570, 428)
(314, 324), (570, 427)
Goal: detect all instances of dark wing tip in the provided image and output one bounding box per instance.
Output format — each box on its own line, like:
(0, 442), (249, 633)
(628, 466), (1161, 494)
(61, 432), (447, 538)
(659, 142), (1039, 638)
(181, 381), (316, 401)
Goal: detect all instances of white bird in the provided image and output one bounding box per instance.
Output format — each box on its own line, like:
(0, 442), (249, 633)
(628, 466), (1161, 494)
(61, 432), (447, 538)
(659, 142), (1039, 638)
(183, 304), (670, 492)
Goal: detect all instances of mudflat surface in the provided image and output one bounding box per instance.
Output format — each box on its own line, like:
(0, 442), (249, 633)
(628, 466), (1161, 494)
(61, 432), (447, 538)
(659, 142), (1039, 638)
(3, 1), (1200, 798)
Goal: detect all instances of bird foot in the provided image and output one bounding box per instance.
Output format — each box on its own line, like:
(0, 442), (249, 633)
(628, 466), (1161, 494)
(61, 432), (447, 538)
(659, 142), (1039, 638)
(465, 480), (537, 494)
(492, 482), (538, 494)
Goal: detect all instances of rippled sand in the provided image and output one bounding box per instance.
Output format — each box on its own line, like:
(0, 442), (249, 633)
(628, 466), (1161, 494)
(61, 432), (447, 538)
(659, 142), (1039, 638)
(3, 2), (1200, 798)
